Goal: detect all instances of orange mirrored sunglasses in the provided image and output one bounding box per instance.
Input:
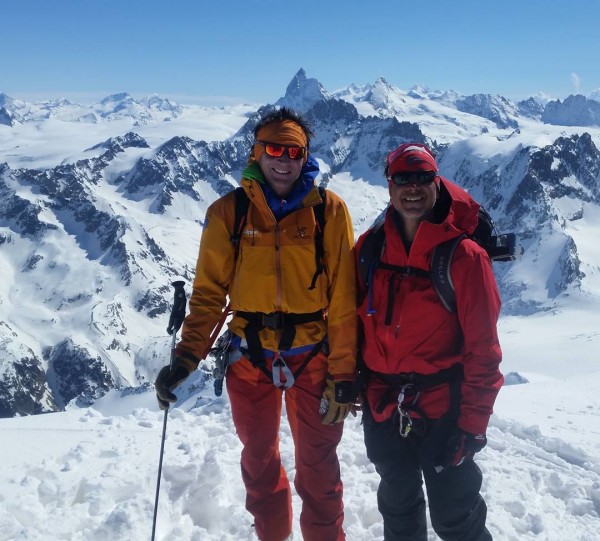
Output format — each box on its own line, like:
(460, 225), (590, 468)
(257, 141), (306, 160)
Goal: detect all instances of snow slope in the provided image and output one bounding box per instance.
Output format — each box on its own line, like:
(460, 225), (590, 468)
(1, 301), (599, 541)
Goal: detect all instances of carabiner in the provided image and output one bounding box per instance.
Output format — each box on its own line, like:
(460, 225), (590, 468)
(272, 355), (295, 389)
(397, 384), (413, 438)
(398, 410), (413, 437)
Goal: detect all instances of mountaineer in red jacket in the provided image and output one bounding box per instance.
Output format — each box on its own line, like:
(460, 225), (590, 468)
(356, 143), (503, 541)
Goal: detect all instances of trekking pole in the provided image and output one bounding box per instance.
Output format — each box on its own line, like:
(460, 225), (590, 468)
(151, 280), (187, 541)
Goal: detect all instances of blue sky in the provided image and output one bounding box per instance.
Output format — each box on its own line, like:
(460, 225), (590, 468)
(2, 0), (600, 105)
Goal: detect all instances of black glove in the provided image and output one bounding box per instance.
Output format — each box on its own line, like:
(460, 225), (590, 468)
(154, 357), (193, 410)
(320, 380), (354, 424)
(438, 428), (487, 470)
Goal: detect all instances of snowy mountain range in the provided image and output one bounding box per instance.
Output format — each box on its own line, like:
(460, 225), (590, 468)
(0, 91), (182, 126)
(2, 68), (600, 418)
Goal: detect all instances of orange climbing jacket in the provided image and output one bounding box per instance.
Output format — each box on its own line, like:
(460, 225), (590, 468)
(176, 160), (357, 382)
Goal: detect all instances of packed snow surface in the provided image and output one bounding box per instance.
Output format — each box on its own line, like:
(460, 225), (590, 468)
(1, 301), (600, 540)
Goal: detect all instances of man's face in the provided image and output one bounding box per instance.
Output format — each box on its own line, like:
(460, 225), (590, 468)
(258, 148), (304, 197)
(388, 176), (438, 222)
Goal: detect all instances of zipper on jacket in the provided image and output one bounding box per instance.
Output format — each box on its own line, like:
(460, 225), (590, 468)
(275, 223), (283, 310)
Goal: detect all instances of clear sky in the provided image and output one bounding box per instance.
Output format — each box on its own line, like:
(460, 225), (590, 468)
(2, 0), (600, 105)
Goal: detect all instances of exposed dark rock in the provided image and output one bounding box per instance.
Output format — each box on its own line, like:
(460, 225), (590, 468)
(44, 338), (115, 409)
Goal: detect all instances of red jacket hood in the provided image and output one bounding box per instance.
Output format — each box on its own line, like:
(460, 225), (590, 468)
(438, 176), (480, 235)
(375, 177), (481, 273)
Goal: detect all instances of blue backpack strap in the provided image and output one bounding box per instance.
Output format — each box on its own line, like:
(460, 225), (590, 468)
(430, 234), (465, 313)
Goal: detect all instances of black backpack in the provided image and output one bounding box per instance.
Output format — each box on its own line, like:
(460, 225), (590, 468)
(230, 186), (327, 290)
(357, 206), (516, 313)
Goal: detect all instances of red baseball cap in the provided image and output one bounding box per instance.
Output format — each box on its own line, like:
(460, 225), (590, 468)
(386, 143), (438, 177)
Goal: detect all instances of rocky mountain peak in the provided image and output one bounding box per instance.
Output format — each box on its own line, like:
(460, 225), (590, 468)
(365, 77), (398, 109)
(455, 93), (519, 129)
(0, 107), (13, 126)
(99, 92), (135, 106)
(141, 94), (182, 115)
(275, 68), (328, 112)
(542, 94), (600, 127)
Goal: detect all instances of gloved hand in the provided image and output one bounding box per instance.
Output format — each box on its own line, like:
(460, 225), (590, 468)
(320, 379), (354, 425)
(438, 428), (487, 470)
(154, 356), (195, 410)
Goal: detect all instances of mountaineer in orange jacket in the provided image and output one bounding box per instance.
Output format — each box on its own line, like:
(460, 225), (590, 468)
(356, 143), (502, 541)
(155, 107), (356, 541)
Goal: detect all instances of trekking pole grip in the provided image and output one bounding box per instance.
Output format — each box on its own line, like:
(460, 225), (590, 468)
(167, 280), (186, 367)
(167, 280), (187, 334)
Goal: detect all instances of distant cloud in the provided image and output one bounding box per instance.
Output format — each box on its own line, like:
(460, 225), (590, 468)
(571, 73), (581, 92)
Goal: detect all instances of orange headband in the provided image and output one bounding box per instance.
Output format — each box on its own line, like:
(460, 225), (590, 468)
(250, 120), (308, 163)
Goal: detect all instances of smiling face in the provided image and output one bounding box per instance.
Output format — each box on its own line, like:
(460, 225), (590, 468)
(389, 179), (438, 238)
(258, 151), (304, 197)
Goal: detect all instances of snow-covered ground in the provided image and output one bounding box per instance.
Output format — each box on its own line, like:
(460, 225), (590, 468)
(1, 299), (599, 541)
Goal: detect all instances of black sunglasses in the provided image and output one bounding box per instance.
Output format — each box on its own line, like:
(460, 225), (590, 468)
(390, 171), (437, 186)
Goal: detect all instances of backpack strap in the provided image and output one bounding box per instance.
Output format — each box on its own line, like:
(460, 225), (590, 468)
(358, 223), (431, 321)
(231, 187), (250, 258)
(376, 263), (429, 325)
(357, 223), (385, 314)
(233, 186), (327, 291)
(430, 234), (465, 313)
(359, 222), (466, 314)
(358, 223), (385, 288)
(308, 186), (327, 290)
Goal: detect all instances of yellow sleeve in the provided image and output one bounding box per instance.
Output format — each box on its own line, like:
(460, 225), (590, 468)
(323, 192), (357, 380)
(175, 195), (234, 363)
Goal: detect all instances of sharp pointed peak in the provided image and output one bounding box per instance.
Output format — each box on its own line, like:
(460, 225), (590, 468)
(293, 67), (308, 79)
(275, 69), (328, 112)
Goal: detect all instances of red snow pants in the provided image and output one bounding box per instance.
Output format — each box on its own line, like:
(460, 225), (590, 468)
(226, 351), (345, 541)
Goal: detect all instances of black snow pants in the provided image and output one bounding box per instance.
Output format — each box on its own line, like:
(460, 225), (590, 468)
(363, 407), (492, 541)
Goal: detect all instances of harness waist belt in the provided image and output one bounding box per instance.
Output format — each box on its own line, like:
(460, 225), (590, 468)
(236, 309), (325, 365)
(371, 364), (464, 416)
(234, 309), (327, 389)
(371, 363), (463, 392)
(236, 310), (324, 330)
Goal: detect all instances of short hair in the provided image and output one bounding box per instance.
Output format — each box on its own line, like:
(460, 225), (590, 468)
(253, 107), (314, 148)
